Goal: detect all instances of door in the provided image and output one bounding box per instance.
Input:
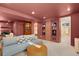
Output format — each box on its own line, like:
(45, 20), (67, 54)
(60, 16), (71, 45)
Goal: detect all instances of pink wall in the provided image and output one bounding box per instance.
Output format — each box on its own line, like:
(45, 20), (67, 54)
(31, 21), (42, 38)
(45, 19), (52, 41)
(0, 15), (25, 35)
(13, 21), (24, 35)
(0, 6), (40, 36)
(71, 13), (79, 46)
(0, 22), (13, 34)
(37, 22), (42, 38)
(55, 19), (61, 42)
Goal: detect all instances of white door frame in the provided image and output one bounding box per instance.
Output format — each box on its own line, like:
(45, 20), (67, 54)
(59, 16), (71, 45)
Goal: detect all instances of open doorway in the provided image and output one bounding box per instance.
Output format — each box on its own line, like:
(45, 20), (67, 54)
(60, 16), (71, 45)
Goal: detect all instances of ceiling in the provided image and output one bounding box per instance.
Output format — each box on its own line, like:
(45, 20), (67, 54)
(0, 3), (79, 20)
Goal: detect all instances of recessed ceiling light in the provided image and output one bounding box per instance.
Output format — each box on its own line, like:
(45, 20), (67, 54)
(8, 20), (11, 22)
(67, 8), (70, 11)
(32, 11), (35, 14)
(6, 23), (8, 24)
(43, 16), (46, 19)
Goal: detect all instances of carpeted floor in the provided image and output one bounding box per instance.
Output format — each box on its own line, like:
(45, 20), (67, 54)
(42, 40), (78, 56)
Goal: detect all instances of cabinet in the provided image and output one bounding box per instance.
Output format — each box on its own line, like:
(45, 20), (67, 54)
(24, 22), (32, 35)
(42, 24), (45, 35)
(41, 20), (60, 42)
(52, 22), (57, 36)
(52, 21), (57, 41)
(42, 23), (46, 39)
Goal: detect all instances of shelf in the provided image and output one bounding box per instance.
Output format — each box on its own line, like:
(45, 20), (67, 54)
(1, 26), (12, 28)
(51, 21), (57, 42)
(42, 25), (45, 35)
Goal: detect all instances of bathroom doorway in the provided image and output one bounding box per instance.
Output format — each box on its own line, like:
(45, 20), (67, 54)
(60, 16), (71, 45)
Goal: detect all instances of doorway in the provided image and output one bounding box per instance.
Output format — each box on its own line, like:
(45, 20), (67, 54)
(60, 16), (71, 45)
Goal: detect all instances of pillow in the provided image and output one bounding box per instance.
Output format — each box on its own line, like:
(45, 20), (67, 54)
(17, 38), (26, 44)
(17, 35), (24, 39)
(24, 34), (37, 41)
(23, 35), (43, 45)
(31, 39), (43, 45)
(17, 39), (23, 43)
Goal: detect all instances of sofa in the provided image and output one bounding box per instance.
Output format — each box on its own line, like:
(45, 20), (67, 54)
(2, 34), (43, 56)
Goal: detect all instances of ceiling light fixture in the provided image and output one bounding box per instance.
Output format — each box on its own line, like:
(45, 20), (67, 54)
(32, 11), (35, 14)
(6, 23), (8, 24)
(8, 20), (11, 22)
(67, 7), (70, 11)
(43, 16), (46, 19)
